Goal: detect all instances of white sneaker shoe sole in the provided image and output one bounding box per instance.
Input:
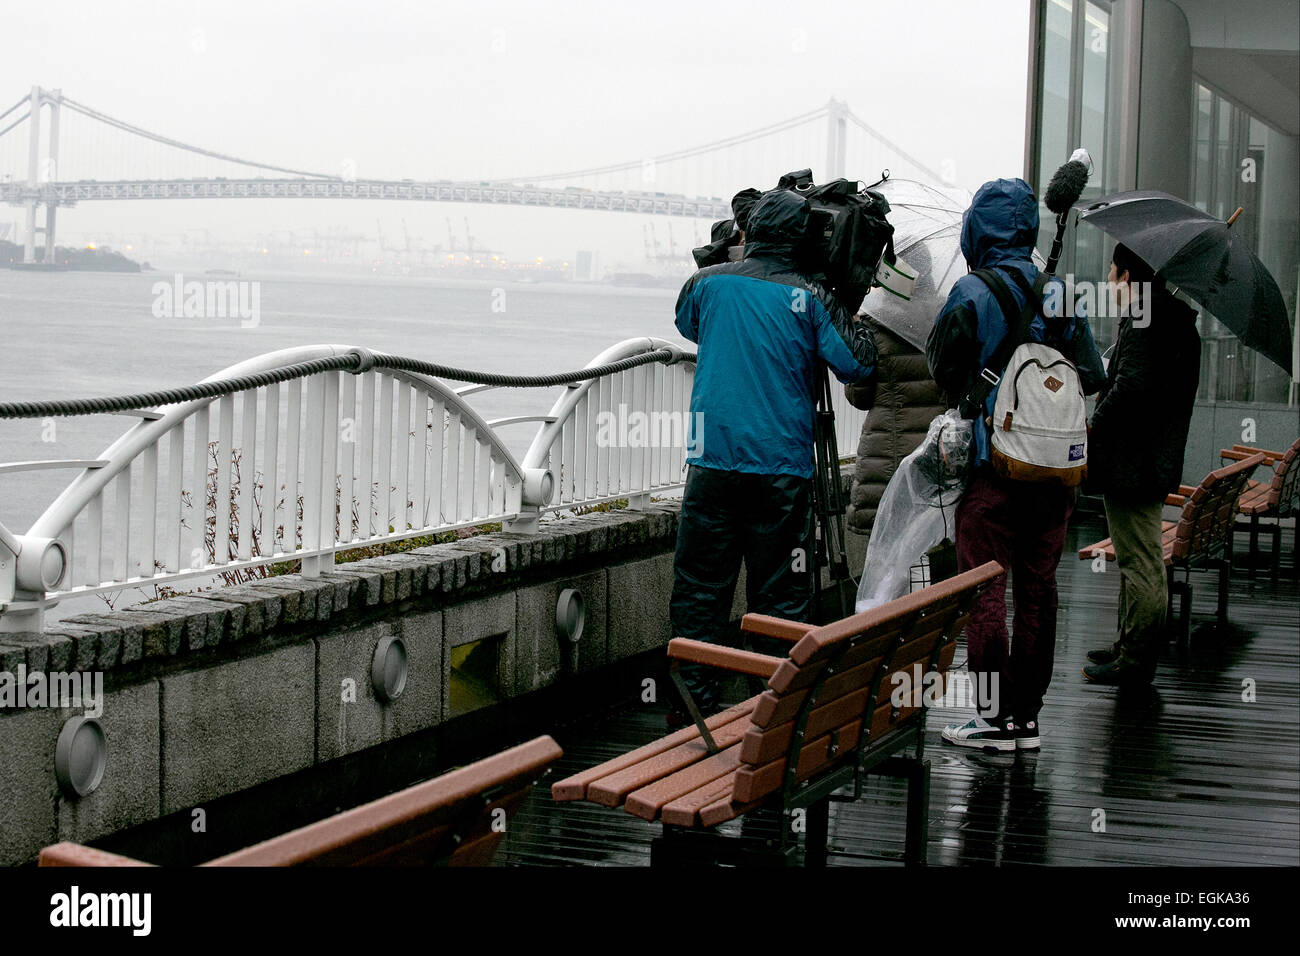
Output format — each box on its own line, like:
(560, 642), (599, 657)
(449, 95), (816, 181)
(940, 726), (1016, 753)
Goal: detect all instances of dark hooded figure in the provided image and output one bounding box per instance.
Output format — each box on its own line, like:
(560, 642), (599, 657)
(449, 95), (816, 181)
(926, 177), (1105, 754)
(691, 188), (762, 267)
(670, 186), (878, 718)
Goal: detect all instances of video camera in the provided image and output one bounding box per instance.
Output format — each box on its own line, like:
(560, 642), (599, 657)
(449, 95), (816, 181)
(776, 168), (898, 316)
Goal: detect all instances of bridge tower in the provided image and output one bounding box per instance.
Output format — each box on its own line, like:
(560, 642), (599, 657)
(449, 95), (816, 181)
(22, 85), (61, 265)
(825, 98), (848, 182)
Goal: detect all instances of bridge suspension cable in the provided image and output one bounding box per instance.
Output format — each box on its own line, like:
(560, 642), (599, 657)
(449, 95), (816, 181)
(490, 104), (832, 185)
(57, 94), (334, 179)
(844, 110), (944, 184)
(0, 95), (29, 126)
(0, 110), (29, 139)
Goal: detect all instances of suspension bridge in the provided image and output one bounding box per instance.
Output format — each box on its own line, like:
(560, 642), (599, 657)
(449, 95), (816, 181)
(0, 86), (945, 265)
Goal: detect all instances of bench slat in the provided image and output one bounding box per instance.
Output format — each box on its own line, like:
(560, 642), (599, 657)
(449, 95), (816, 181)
(742, 641), (956, 765)
(757, 617), (957, 727)
(1080, 522), (1177, 563)
(698, 792), (764, 828)
(660, 774), (742, 827)
(753, 657), (881, 728)
(585, 712), (755, 807)
(625, 744), (743, 821)
(734, 701), (921, 804)
(550, 695), (760, 802)
(767, 630), (898, 695)
(786, 570), (994, 667)
(347, 790), (526, 866)
(205, 735), (560, 866)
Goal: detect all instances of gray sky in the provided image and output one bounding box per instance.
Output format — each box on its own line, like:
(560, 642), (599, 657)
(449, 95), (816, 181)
(4, 0), (1032, 266)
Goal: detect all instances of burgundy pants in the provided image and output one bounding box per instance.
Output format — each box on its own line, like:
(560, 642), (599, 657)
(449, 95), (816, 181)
(955, 470), (1074, 724)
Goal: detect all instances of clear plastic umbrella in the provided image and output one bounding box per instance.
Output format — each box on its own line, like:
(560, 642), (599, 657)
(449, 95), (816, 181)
(860, 178), (1045, 351)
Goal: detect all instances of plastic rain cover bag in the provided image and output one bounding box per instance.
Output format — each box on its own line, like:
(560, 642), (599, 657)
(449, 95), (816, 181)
(855, 409), (973, 612)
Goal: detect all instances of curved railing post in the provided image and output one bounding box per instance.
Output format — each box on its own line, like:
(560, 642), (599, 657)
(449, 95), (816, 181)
(508, 337), (693, 532)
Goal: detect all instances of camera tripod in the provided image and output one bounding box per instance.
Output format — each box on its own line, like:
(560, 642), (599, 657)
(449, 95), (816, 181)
(810, 365), (855, 622)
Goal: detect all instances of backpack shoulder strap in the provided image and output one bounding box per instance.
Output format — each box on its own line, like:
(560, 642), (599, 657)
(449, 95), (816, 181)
(959, 268), (1048, 417)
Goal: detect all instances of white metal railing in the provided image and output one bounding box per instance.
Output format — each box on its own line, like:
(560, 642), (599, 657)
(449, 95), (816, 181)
(0, 344), (537, 630)
(514, 337), (697, 528)
(0, 337), (868, 631)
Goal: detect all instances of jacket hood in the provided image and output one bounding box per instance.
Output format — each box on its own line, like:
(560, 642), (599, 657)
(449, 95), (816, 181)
(743, 188), (810, 263)
(960, 178), (1039, 269)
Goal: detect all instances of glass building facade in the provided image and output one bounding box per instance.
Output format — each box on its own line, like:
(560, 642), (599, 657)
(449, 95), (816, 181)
(1029, 0), (1294, 421)
(1024, 0), (1298, 476)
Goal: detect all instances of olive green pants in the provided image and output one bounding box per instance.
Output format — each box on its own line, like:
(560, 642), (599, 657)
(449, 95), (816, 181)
(1103, 495), (1168, 672)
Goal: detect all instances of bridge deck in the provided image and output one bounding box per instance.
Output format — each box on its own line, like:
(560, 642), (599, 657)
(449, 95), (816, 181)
(498, 515), (1300, 866)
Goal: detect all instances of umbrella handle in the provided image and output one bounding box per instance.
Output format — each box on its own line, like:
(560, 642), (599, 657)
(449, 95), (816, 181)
(1227, 207), (1243, 227)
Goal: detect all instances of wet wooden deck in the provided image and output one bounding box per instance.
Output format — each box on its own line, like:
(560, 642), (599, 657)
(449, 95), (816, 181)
(497, 515), (1300, 866)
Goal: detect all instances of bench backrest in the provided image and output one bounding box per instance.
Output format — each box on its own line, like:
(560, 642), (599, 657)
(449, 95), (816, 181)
(1268, 438), (1300, 517)
(1171, 454), (1265, 562)
(39, 735), (562, 868)
(732, 561), (1002, 805)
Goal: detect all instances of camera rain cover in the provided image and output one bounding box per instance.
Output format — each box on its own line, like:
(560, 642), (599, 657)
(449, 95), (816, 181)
(855, 410), (973, 612)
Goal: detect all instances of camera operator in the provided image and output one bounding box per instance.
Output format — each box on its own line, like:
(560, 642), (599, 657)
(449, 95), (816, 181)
(669, 187), (879, 722)
(692, 187), (762, 267)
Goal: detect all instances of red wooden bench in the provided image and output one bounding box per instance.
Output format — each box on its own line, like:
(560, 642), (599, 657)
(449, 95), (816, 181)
(552, 561), (1003, 867)
(39, 735), (562, 867)
(1220, 439), (1300, 581)
(1078, 454), (1265, 641)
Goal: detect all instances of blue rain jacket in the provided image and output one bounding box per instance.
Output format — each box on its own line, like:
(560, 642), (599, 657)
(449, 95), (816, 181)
(675, 188), (878, 479)
(926, 177), (1106, 468)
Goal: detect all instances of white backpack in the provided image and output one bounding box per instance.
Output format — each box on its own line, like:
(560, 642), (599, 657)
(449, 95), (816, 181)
(962, 269), (1088, 486)
(988, 341), (1087, 485)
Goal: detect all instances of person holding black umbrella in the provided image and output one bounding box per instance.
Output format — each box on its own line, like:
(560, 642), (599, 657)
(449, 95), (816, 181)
(1075, 190), (1292, 683)
(1083, 244), (1201, 684)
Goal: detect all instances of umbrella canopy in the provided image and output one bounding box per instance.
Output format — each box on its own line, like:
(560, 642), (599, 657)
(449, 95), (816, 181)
(1079, 190), (1293, 374)
(860, 178), (1045, 352)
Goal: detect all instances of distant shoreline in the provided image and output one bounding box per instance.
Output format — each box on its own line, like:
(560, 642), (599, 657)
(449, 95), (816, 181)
(1, 238), (144, 272)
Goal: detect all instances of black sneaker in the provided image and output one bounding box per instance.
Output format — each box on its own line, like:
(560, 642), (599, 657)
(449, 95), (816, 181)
(1086, 645), (1119, 665)
(1013, 719), (1041, 750)
(1082, 657), (1152, 685)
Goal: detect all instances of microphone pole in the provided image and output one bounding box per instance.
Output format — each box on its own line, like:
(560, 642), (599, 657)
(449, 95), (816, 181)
(1043, 147), (1093, 277)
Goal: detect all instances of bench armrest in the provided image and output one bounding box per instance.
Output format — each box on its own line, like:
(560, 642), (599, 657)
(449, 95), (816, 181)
(1230, 444), (1283, 462)
(739, 613), (815, 643)
(39, 843), (152, 867)
(666, 639), (783, 678)
(1165, 493), (1187, 508)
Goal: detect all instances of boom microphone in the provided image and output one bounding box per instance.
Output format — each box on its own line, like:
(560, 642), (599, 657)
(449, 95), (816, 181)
(1043, 147), (1092, 275)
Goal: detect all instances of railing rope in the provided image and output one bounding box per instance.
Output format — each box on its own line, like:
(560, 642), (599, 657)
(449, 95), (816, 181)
(0, 339), (709, 632)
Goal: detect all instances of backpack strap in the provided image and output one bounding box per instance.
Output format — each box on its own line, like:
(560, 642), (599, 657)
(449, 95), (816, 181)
(959, 268), (1050, 418)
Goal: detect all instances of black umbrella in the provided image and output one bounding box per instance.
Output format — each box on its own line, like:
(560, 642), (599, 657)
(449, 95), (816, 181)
(1078, 190), (1293, 374)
